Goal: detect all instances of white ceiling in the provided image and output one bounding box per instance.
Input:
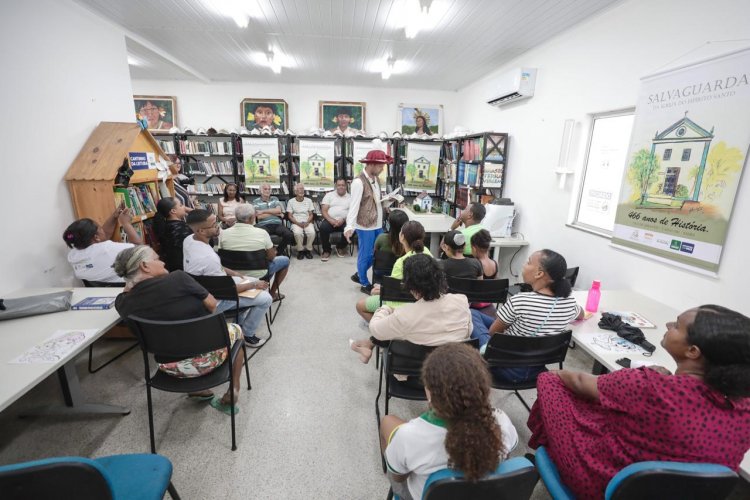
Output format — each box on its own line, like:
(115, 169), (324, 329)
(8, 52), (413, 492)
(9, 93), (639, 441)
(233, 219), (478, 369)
(77, 0), (623, 90)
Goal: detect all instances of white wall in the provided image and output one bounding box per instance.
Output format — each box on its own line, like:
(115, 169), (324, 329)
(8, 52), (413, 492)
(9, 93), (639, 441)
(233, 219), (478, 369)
(131, 80), (458, 134)
(455, 0), (750, 315)
(0, 0), (135, 295)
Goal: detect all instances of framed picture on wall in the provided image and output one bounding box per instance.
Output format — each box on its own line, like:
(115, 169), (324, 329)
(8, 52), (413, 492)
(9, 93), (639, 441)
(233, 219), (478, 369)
(398, 103), (443, 136)
(134, 95), (177, 131)
(240, 98), (288, 131)
(319, 101), (366, 135)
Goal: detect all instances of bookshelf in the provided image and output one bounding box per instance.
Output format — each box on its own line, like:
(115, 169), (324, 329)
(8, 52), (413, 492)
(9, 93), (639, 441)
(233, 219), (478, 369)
(64, 122), (175, 247)
(175, 133), (241, 207)
(343, 137), (396, 193)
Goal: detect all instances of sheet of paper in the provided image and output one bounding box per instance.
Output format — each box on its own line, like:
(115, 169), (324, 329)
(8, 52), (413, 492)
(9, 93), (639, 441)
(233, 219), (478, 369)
(579, 332), (651, 355)
(238, 289), (261, 298)
(9, 329), (99, 364)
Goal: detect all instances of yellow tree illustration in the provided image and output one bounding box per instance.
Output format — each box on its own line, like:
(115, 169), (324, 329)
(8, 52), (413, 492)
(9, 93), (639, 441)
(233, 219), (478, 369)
(700, 141), (743, 201)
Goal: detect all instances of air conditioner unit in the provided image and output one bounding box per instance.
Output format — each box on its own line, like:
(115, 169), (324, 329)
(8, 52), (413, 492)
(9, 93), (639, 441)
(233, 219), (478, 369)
(487, 68), (537, 107)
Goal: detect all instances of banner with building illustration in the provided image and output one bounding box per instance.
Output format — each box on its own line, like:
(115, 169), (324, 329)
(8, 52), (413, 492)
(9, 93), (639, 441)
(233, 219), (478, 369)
(242, 137), (280, 189)
(352, 140), (388, 190)
(298, 139), (335, 191)
(404, 142), (440, 193)
(612, 48), (750, 274)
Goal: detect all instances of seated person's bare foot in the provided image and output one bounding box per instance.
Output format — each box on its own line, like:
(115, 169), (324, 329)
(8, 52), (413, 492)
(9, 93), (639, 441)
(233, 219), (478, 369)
(220, 389), (240, 406)
(350, 339), (374, 364)
(370, 284), (381, 296)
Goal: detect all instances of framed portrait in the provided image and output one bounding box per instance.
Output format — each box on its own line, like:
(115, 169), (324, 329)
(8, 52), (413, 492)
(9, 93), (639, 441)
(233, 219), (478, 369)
(319, 101), (366, 134)
(240, 98), (288, 131)
(134, 95), (177, 131)
(398, 103), (443, 136)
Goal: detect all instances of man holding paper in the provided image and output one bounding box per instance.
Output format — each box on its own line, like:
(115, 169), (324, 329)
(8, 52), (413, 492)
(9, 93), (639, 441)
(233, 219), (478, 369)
(183, 209), (272, 347)
(345, 150), (394, 294)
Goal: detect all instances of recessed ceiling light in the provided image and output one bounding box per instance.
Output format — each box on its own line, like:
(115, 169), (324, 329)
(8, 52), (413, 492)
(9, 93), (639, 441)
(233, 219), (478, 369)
(391, 0), (448, 39)
(127, 55), (142, 66)
(370, 56), (408, 79)
(202, 0), (261, 28)
(250, 49), (295, 74)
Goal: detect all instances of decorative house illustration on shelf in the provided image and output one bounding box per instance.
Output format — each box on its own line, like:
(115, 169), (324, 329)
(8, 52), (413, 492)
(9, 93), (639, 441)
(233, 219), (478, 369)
(414, 156), (430, 179)
(308, 152), (326, 177)
(649, 112), (713, 206)
(415, 191), (433, 212)
(251, 151), (270, 174)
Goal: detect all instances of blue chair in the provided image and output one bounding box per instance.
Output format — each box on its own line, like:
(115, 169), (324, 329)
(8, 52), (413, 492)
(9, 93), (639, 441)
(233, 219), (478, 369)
(387, 457), (538, 500)
(535, 446), (739, 500)
(0, 453), (180, 499)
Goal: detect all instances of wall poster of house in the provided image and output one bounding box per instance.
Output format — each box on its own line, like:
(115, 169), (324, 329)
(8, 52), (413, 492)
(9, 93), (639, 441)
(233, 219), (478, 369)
(404, 142), (441, 193)
(241, 137), (280, 189)
(298, 139), (335, 191)
(612, 47), (750, 275)
(352, 140), (388, 190)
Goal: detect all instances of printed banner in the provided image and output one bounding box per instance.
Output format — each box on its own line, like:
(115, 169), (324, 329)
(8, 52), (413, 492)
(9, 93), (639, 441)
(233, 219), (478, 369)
(404, 142), (440, 193)
(352, 140), (387, 189)
(298, 139), (335, 191)
(612, 48), (750, 274)
(242, 137), (280, 189)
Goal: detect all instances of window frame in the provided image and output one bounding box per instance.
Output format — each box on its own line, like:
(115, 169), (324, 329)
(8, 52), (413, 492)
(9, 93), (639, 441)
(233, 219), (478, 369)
(568, 107), (636, 238)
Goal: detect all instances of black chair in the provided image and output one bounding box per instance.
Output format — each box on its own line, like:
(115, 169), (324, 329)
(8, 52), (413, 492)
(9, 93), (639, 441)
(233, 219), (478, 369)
(483, 330), (572, 412)
(81, 280), (138, 374)
(373, 277), (418, 370)
(446, 276), (509, 306)
(329, 230), (357, 256)
(189, 274), (272, 362)
(372, 250), (398, 285)
(127, 312), (251, 452)
(565, 266), (579, 288)
(218, 248), (283, 323)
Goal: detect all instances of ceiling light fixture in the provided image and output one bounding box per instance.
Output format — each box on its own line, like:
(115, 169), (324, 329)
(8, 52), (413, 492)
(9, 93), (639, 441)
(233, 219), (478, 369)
(404, 0), (432, 39)
(382, 58), (395, 80)
(202, 0), (259, 28)
(268, 51), (282, 74)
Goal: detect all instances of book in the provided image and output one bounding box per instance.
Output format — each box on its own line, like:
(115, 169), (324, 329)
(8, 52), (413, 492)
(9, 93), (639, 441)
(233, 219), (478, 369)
(71, 297), (117, 310)
(238, 289), (261, 298)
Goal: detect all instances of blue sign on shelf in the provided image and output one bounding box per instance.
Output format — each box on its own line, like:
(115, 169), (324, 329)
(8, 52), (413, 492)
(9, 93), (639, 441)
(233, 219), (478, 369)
(128, 152), (149, 170)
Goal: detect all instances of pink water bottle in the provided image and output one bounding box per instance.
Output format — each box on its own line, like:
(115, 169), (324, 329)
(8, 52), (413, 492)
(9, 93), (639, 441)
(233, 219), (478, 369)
(585, 280), (601, 313)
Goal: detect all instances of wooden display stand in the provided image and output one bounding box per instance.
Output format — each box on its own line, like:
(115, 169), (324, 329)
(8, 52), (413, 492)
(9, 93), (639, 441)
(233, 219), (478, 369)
(64, 122), (174, 244)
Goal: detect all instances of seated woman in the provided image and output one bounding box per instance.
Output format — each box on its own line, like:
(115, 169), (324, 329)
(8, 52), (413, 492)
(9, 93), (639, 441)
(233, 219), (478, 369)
(528, 305), (750, 499)
(217, 182), (244, 228)
(350, 253), (472, 364)
(63, 204), (143, 283)
(472, 249), (583, 382)
(471, 229), (499, 279)
(356, 220), (432, 322)
(155, 197), (192, 272)
(372, 209), (409, 279)
(381, 343), (518, 500)
(440, 230), (483, 279)
(113, 245), (245, 415)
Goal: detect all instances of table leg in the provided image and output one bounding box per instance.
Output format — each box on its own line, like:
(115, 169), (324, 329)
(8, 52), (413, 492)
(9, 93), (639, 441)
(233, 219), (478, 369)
(20, 360), (130, 417)
(428, 232), (441, 256)
(591, 360), (610, 375)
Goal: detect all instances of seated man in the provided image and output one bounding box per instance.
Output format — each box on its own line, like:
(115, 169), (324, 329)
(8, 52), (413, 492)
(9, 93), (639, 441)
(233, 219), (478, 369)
(319, 178), (351, 261)
(286, 183), (316, 260)
(219, 204), (289, 302)
(183, 209), (272, 347)
(252, 182), (293, 256)
(450, 203), (486, 256)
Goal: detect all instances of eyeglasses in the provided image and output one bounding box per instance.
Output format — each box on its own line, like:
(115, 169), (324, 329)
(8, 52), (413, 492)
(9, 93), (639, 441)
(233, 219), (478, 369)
(201, 220), (221, 230)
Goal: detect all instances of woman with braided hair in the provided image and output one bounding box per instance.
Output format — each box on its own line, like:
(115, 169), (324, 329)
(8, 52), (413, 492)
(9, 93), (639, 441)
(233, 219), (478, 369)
(381, 343), (518, 500)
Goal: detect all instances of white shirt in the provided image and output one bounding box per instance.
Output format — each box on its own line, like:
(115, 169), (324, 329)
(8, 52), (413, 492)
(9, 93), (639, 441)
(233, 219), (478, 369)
(286, 197), (314, 223)
(183, 236), (224, 276)
(321, 190), (351, 220)
(67, 240), (133, 283)
(385, 409), (518, 500)
(345, 172), (382, 232)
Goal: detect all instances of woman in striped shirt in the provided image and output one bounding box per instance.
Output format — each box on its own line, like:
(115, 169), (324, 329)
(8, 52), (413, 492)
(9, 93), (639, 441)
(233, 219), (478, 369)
(472, 249), (583, 382)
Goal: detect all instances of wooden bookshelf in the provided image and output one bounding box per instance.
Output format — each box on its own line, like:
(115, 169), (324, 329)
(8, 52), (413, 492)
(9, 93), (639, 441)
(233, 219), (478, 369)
(64, 122), (174, 246)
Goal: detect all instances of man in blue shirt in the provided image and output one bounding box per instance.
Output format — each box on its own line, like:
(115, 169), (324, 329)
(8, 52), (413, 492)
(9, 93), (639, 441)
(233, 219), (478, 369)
(252, 183), (293, 256)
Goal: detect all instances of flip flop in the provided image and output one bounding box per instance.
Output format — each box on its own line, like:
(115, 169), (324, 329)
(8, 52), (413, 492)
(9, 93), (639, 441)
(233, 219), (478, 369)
(210, 396), (240, 416)
(187, 393), (214, 402)
(272, 293), (285, 302)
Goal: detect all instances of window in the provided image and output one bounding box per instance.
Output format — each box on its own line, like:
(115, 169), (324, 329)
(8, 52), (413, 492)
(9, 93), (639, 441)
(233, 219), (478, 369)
(663, 148), (672, 160)
(682, 148), (692, 161)
(570, 109), (635, 236)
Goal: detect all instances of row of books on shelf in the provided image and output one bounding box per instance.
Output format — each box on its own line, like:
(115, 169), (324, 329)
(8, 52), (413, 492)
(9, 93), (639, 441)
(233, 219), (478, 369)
(457, 161), (481, 187)
(244, 185), (288, 196)
(184, 160), (234, 176)
(187, 183), (229, 195)
(113, 183), (158, 217)
(178, 140), (233, 155)
(461, 138), (484, 162)
(156, 139), (176, 155)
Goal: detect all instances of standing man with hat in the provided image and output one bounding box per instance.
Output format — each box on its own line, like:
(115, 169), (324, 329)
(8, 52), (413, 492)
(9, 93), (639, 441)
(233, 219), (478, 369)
(345, 150), (392, 294)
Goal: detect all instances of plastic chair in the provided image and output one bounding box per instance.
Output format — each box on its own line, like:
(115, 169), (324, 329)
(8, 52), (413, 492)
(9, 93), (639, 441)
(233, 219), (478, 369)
(565, 266), (579, 288)
(372, 250), (398, 285)
(483, 330), (572, 411)
(422, 456), (538, 500)
(127, 312), (250, 452)
(81, 279), (138, 374)
(0, 453), (180, 500)
(446, 276), (509, 305)
(535, 446), (739, 500)
(218, 248), (283, 323)
(189, 273), (272, 362)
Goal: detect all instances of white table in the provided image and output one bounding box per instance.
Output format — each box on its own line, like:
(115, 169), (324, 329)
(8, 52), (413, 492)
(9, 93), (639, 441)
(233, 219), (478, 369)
(0, 287), (129, 416)
(399, 207), (456, 255)
(489, 237), (529, 269)
(568, 289), (749, 480)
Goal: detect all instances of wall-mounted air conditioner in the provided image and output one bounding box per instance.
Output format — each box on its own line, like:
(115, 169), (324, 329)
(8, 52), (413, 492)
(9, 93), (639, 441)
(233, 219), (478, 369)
(487, 68), (537, 107)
